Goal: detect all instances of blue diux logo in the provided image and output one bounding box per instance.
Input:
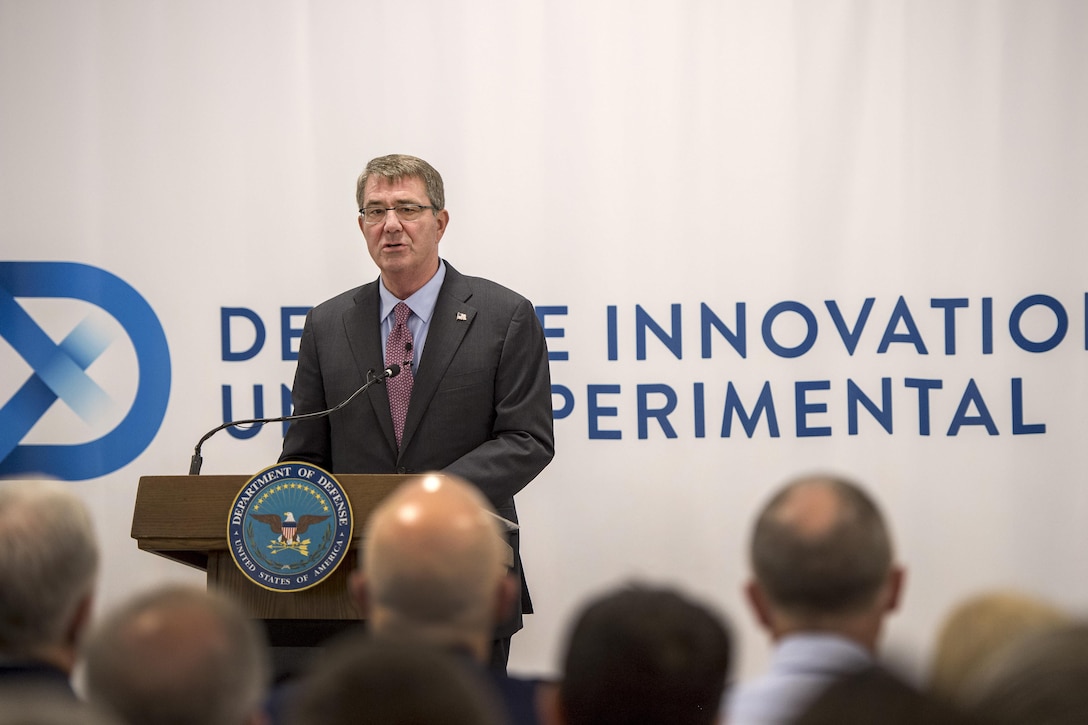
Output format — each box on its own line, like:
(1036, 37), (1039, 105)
(0, 262), (171, 480)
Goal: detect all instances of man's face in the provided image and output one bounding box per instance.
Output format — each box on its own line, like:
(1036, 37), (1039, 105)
(359, 175), (448, 297)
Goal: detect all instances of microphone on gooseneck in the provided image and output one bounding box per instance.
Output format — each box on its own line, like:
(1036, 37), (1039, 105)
(187, 364), (401, 475)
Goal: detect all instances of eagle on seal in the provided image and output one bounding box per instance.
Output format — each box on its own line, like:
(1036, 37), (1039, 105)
(251, 511), (329, 545)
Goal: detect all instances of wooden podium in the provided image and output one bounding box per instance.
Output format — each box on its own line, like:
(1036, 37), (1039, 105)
(131, 473), (409, 647)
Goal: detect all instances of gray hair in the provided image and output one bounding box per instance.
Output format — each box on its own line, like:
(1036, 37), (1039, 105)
(0, 480), (98, 653)
(82, 585), (271, 725)
(751, 475), (893, 618)
(356, 154), (445, 211)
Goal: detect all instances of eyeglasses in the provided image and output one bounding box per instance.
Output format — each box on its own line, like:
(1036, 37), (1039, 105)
(359, 204), (436, 225)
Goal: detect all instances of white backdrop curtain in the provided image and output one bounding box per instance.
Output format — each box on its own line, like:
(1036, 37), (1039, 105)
(2, 0), (1086, 679)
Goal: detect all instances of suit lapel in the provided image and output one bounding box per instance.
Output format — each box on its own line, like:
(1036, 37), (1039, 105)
(399, 265), (476, 454)
(342, 281), (398, 452)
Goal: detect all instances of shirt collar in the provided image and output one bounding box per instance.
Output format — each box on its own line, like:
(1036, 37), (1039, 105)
(379, 259), (446, 324)
(771, 632), (874, 675)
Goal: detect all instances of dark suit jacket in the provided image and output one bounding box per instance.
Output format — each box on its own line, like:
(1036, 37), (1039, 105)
(280, 262), (555, 634)
(0, 660), (75, 697)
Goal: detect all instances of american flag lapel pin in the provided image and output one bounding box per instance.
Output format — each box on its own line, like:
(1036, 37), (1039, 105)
(456, 312), (468, 321)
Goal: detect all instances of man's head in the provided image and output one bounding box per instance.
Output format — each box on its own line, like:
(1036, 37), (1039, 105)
(794, 665), (977, 725)
(746, 474), (903, 647)
(356, 154), (449, 299)
(82, 585), (271, 725)
(349, 473), (514, 662)
(0, 480), (98, 673)
(930, 589), (1069, 701)
(287, 636), (504, 725)
(963, 622), (1088, 725)
(550, 584), (732, 725)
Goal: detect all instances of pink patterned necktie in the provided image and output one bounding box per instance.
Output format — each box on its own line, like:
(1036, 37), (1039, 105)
(385, 302), (415, 447)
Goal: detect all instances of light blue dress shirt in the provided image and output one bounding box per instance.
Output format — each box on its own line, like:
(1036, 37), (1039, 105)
(725, 632), (873, 725)
(378, 260), (447, 376)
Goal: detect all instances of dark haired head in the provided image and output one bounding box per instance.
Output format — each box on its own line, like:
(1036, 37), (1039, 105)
(558, 584), (732, 725)
(289, 635), (504, 725)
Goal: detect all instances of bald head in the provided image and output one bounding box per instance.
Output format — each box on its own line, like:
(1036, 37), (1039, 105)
(750, 475), (895, 622)
(354, 474), (510, 658)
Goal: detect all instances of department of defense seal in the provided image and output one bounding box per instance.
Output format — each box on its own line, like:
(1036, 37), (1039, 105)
(227, 461), (353, 592)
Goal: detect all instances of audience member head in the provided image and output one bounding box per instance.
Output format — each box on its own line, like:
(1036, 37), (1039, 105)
(929, 589), (1069, 701)
(548, 583), (732, 725)
(286, 635), (504, 725)
(82, 585), (271, 725)
(0, 480), (99, 675)
(349, 473), (515, 663)
(745, 473), (903, 649)
(961, 621), (1088, 725)
(793, 665), (979, 725)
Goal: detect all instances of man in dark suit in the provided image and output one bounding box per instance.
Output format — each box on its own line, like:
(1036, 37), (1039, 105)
(279, 154), (555, 667)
